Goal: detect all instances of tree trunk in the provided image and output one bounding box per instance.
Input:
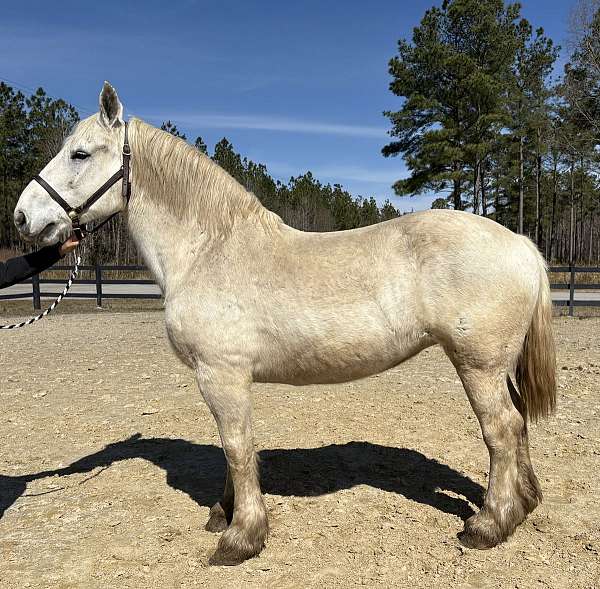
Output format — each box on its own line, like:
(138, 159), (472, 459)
(473, 161), (481, 215)
(579, 157), (585, 262)
(493, 168), (501, 223)
(535, 128), (542, 247)
(1, 169), (6, 248)
(549, 155), (558, 261)
(569, 159), (575, 265)
(481, 160), (488, 217)
(518, 135), (524, 234)
(452, 166), (461, 211)
(589, 213), (594, 264)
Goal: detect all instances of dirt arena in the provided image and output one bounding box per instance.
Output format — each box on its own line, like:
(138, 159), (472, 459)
(0, 307), (598, 588)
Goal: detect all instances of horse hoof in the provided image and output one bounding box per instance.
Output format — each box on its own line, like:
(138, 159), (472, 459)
(208, 523), (267, 566)
(458, 514), (502, 550)
(205, 502), (229, 533)
(209, 547), (248, 566)
(208, 540), (261, 566)
(458, 529), (497, 550)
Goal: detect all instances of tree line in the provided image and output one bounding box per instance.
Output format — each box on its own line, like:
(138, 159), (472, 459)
(1, 0), (598, 266)
(0, 85), (78, 253)
(0, 88), (400, 265)
(383, 0), (600, 264)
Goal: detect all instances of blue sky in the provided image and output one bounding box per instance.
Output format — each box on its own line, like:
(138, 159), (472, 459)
(0, 0), (572, 211)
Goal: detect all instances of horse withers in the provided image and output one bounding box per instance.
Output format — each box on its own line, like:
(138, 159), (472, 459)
(13, 82), (556, 565)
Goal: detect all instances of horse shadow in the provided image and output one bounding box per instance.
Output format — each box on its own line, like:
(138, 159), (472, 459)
(0, 434), (484, 524)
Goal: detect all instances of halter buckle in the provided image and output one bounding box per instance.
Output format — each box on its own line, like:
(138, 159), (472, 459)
(73, 225), (86, 240)
(68, 210), (79, 221)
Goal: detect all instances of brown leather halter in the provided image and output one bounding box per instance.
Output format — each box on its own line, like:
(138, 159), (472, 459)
(33, 121), (131, 239)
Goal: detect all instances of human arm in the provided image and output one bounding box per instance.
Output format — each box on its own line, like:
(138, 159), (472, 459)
(0, 237), (79, 289)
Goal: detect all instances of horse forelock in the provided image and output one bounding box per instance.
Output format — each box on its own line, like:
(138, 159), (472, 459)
(67, 115), (117, 150)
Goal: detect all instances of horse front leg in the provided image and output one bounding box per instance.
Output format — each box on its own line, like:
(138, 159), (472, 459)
(196, 368), (268, 565)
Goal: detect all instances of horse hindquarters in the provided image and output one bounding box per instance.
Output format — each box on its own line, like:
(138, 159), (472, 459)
(444, 248), (556, 549)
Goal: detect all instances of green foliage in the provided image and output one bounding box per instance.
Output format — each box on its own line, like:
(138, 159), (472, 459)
(431, 197), (449, 209)
(383, 0), (522, 210)
(194, 136), (208, 154)
(563, 4), (600, 142)
(210, 138), (399, 231)
(27, 87), (79, 162)
(384, 0), (600, 263)
(0, 83), (79, 248)
(0, 84), (402, 262)
(160, 120), (187, 140)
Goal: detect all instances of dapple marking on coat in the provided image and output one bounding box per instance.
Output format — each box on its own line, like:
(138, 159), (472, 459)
(14, 82), (556, 566)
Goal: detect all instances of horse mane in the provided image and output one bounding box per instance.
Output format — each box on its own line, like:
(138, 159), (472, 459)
(125, 118), (282, 236)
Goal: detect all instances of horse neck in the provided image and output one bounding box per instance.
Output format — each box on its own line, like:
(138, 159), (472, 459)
(128, 119), (278, 233)
(125, 119), (282, 290)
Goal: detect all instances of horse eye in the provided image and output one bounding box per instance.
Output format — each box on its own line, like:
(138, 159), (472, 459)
(71, 150), (90, 160)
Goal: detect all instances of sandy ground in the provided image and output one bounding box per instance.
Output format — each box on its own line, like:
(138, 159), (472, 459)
(0, 309), (598, 589)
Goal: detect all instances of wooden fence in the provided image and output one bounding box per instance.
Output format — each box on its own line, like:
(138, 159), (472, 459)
(0, 264), (161, 309)
(1, 264), (600, 316)
(549, 266), (600, 316)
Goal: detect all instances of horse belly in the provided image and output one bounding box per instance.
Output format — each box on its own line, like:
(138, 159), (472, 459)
(252, 317), (431, 385)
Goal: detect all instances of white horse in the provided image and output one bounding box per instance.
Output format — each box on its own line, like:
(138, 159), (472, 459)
(14, 83), (556, 565)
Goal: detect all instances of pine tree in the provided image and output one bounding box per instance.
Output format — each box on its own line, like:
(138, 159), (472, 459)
(26, 87), (79, 162)
(383, 0), (521, 211)
(160, 120), (187, 140)
(194, 136), (208, 154)
(505, 22), (557, 235)
(0, 84), (78, 248)
(212, 138), (245, 183)
(380, 200), (402, 220)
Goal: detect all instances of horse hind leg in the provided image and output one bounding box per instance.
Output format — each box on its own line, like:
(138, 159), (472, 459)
(455, 365), (542, 549)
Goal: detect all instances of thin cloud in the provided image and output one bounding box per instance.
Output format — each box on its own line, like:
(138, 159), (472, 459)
(310, 165), (401, 184)
(267, 161), (405, 185)
(140, 112), (388, 139)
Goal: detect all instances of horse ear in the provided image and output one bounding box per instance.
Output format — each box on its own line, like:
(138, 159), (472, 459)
(99, 81), (124, 128)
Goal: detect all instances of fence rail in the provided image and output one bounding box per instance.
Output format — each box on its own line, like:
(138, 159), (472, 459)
(1, 263), (599, 316)
(0, 264), (161, 309)
(548, 266), (600, 316)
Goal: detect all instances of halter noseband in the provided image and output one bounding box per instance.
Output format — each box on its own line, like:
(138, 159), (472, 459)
(33, 121), (132, 239)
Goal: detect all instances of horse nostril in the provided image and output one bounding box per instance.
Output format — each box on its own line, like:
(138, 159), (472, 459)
(14, 210), (27, 228)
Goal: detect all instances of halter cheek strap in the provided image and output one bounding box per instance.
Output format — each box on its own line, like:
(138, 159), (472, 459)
(33, 121), (131, 239)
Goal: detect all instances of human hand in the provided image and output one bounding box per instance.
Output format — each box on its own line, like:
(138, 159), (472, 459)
(59, 235), (80, 256)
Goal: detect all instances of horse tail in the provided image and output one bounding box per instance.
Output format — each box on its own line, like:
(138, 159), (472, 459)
(514, 241), (557, 422)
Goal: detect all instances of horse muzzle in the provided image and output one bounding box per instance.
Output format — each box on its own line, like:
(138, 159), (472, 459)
(14, 208), (69, 245)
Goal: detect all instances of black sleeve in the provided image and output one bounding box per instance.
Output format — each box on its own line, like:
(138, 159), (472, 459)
(0, 244), (63, 289)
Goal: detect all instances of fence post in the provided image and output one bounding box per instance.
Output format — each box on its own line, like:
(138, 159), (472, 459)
(32, 274), (41, 310)
(95, 264), (103, 308)
(569, 264), (575, 317)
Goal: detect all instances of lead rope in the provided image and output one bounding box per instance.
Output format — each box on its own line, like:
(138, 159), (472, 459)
(0, 255), (81, 330)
